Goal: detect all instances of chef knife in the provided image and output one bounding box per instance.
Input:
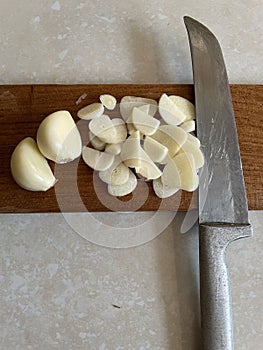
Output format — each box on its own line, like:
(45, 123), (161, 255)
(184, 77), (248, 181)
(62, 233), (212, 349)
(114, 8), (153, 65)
(184, 16), (252, 350)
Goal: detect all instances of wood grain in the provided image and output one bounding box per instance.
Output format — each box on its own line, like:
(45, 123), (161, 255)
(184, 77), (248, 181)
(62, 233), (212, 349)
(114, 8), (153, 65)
(0, 84), (262, 213)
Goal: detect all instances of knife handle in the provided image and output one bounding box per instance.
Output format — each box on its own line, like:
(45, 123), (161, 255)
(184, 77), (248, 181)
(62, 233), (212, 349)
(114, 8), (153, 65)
(199, 223), (252, 350)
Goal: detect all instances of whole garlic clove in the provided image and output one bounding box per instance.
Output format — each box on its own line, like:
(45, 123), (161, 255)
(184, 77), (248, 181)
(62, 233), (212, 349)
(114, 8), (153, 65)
(169, 95), (195, 121)
(77, 103), (104, 120)
(82, 146), (114, 171)
(108, 170), (137, 197)
(99, 156), (129, 186)
(10, 137), (56, 191)
(152, 177), (179, 198)
(132, 107), (160, 136)
(37, 110), (82, 164)
(99, 94), (117, 110)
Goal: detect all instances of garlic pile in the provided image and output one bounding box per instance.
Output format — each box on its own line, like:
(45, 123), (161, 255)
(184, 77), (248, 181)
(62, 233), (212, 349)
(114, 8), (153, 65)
(80, 93), (204, 198)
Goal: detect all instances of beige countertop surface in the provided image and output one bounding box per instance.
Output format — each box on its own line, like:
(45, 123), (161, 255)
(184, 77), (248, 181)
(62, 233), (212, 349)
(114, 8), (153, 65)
(0, 1), (262, 349)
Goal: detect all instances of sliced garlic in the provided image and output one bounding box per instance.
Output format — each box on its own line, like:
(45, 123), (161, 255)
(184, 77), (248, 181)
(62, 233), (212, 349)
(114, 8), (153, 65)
(135, 157), (162, 180)
(159, 93), (186, 125)
(132, 107), (160, 136)
(169, 95), (195, 121)
(108, 170), (137, 197)
(37, 110), (82, 164)
(99, 156), (129, 186)
(82, 146), (114, 171)
(151, 125), (187, 157)
(89, 114), (117, 144)
(99, 94), (117, 110)
(143, 136), (168, 163)
(77, 103), (104, 120)
(111, 118), (128, 143)
(177, 140), (204, 169)
(152, 177), (179, 198)
(10, 137), (56, 191)
(120, 96), (157, 121)
(120, 131), (142, 168)
(187, 133), (201, 148)
(162, 152), (198, 192)
(89, 131), (106, 151)
(180, 120), (195, 133)
(105, 143), (122, 155)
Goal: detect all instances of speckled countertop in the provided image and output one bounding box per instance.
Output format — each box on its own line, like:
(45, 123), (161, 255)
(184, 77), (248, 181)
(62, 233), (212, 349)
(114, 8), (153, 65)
(0, 1), (262, 349)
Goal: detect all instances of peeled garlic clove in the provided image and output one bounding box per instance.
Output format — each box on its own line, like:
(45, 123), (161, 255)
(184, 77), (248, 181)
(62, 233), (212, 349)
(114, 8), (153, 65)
(99, 156), (129, 185)
(99, 94), (117, 110)
(152, 177), (179, 198)
(89, 114), (117, 144)
(105, 143), (122, 155)
(82, 146), (114, 171)
(143, 136), (168, 163)
(180, 120), (195, 133)
(120, 96), (157, 121)
(151, 125), (187, 157)
(37, 110), (82, 164)
(159, 93), (186, 125)
(169, 95), (195, 121)
(111, 118), (127, 143)
(187, 133), (201, 148)
(10, 137), (56, 191)
(132, 107), (160, 136)
(89, 131), (106, 151)
(162, 152), (198, 192)
(108, 170), (137, 197)
(120, 131), (142, 168)
(77, 103), (104, 120)
(177, 140), (204, 169)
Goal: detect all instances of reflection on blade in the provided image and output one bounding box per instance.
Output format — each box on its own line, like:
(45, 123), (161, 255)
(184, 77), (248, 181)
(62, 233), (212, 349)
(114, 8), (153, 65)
(184, 16), (249, 224)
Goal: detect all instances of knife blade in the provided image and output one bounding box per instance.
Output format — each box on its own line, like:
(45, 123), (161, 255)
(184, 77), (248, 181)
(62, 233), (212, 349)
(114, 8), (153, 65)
(184, 16), (252, 350)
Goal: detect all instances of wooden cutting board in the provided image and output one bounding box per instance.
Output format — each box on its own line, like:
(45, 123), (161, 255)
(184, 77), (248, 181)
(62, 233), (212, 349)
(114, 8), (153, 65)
(0, 84), (262, 213)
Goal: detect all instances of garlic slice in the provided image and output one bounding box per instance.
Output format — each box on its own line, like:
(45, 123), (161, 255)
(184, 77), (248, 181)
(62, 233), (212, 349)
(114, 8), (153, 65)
(10, 137), (56, 191)
(99, 156), (129, 186)
(82, 146), (114, 171)
(162, 152), (198, 192)
(152, 177), (179, 198)
(187, 133), (201, 148)
(132, 107), (160, 136)
(89, 131), (106, 151)
(108, 170), (137, 197)
(177, 140), (204, 169)
(143, 136), (168, 163)
(105, 143), (122, 155)
(120, 96), (157, 121)
(135, 157), (162, 180)
(120, 131), (142, 168)
(159, 93), (186, 125)
(89, 114), (117, 144)
(151, 125), (187, 157)
(111, 118), (128, 143)
(169, 95), (195, 121)
(77, 103), (104, 120)
(180, 120), (195, 133)
(37, 110), (82, 164)
(99, 94), (117, 110)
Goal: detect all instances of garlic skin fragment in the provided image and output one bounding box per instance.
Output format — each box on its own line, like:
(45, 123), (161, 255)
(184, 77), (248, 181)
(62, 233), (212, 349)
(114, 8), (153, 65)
(151, 125), (187, 157)
(120, 96), (157, 121)
(162, 152), (198, 192)
(10, 137), (56, 191)
(89, 131), (106, 151)
(179, 120), (195, 133)
(37, 110), (82, 164)
(99, 156), (129, 186)
(132, 107), (160, 136)
(152, 177), (179, 199)
(108, 170), (137, 197)
(143, 136), (168, 163)
(77, 103), (104, 120)
(169, 95), (195, 121)
(82, 146), (114, 171)
(105, 143), (122, 155)
(89, 114), (117, 144)
(159, 93), (187, 125)
(99, 94), (117, 110)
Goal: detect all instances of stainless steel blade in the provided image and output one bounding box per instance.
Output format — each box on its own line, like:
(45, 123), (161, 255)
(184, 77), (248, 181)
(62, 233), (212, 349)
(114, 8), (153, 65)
(184, 16), (249, 225)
